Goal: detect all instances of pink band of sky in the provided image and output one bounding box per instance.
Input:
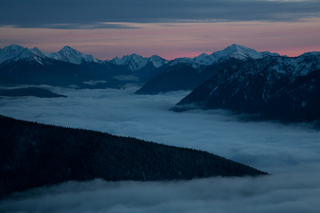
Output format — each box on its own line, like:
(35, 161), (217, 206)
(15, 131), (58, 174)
(1, 18), (319, 60)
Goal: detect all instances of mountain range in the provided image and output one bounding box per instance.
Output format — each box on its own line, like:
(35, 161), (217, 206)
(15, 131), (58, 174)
(0, 45), (167, 88)
(0, 44), (279, 91)
(173, 51), (320, 123)
(135, 44), (280, 94)
(1, 43), (319, 122)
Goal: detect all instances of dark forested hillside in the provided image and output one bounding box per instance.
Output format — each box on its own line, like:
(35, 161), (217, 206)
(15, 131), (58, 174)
(0, 115), (266, 199)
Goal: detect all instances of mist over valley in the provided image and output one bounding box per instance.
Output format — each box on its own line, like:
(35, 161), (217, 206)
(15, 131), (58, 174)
(1, 86), (320, 212)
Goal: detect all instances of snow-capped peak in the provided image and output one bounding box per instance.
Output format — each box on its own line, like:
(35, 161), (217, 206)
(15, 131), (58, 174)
(2, 44), (25, 52)
(110, 54), (148, 71)
(148, 55), (168, 68)
(0, 44), (102, 65)
(169, 44), (271, 71)
(44, 46), (101, 65)
(0, 44), (49, 65)
(110, 54), (167, 71)
(0, 44), (26, 64)
(212, 44), (265, 60)
(60, 46), (75, 52)
(45, 46), (102, 64)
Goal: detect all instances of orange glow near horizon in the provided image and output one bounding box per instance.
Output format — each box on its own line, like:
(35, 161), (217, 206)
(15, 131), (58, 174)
(0, 18), (319, 60)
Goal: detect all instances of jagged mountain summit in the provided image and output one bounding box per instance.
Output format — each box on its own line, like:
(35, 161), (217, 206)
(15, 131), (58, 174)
(169, 44), (271, 70)
(0, 45), (102, 65)
(0, 44), (286, 93)
(149, 55), (168, 68)
(0, 45), (127, 88)
(44, 46), (102, 65)
(214, 44), (267, 60)
(110, 54), (168, 71)
(0, 44), (49, 65)
(0, 44), (170, 87)
(0, 45), (25, 64)
(0, 115), (267, 199)
(135, 44), (279, 94)
(173, 52), (320, 122)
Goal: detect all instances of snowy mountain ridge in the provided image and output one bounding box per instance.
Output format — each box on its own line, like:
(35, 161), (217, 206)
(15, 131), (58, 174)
(174, 52), (320, 122)
(0, 44), (313, 75)
(44, 46), (103, 65)
(110, 54), (168, 71)
(0, 45), (103, 66)
(168, 44), (278, 71)
(0, 44), (281, 70)
(213, 44), (265, 59)
(0, 45), (51, 65)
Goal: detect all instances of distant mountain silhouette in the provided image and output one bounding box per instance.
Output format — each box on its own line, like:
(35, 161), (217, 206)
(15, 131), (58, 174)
(0, 115), (267, 199)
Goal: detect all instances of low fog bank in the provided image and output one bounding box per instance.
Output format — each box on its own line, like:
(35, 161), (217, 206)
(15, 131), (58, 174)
(1, 86), (320, 211)
(1, 166), (320, 213)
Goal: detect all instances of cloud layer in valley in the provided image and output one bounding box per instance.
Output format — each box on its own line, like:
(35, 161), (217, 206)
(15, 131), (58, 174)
(0, 86), (320, 212)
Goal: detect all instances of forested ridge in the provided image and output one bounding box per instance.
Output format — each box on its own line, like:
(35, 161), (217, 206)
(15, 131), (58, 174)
(0, 115), (267, 199)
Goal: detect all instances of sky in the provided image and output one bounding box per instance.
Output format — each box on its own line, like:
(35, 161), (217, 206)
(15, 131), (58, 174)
(0, 0), (320, 60)
(0, 86), (320, 212)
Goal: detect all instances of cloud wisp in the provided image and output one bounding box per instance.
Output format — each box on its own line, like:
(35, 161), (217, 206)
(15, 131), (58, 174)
(0, 87), (320, 211)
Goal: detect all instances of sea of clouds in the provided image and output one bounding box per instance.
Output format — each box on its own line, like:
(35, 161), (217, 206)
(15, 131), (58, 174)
(0, 86), (320, 212)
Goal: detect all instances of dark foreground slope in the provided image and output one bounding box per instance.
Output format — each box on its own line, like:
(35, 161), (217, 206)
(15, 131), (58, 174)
(0, 115), (266, 199)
